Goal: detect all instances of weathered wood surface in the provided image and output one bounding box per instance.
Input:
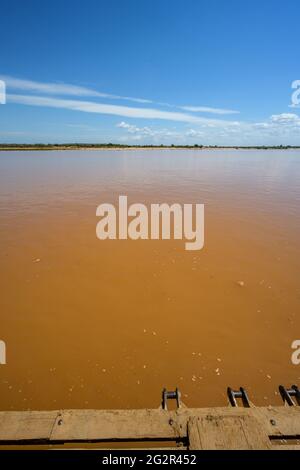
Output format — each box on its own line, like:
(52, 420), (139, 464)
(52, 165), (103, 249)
(0, 411), (58, 442)
(188, 415), (271, 450)
(51, 409), (179, 441)
(0, 406), (299, 449)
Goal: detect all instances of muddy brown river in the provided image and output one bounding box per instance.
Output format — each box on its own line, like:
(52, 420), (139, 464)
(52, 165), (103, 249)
(0, 149), (299, 411)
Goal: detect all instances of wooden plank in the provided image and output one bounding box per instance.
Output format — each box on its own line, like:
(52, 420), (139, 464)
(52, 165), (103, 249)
(0, 406), (298, 447)
(180, 406), (300, 439)
(187, 417), (201, 449)
(50, 409), (179, 441)
(252, 407), (300, 437)
(188, 415), (271, 450)
(0, 411), (58, 441)
(239, 415), (272, 449)
(188, 416), (248, 450)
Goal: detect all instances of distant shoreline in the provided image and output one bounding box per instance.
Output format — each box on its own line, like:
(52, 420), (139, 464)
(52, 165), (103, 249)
(0, 144), (300, 151)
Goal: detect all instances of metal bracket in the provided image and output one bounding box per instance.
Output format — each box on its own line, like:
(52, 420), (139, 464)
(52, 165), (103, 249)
(279, 385), (300, 406)
(227, 387), (251, 407)
(162, 388), (181, 410)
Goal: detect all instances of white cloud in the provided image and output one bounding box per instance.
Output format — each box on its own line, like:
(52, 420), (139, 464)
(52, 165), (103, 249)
(253, 114), (300, 132)
(116, 112), (300, 146)
(116, 121), (183, 140)
(8, 93), (241, 126)
(185, 129), (204, 138)
(116, 122), (212, 143)
(181, 106), (239, 115)
(1, 75), (153, 105)
(2, 75), (241, 116)
(117, 122), (153, 134)
(270, 113), (300, 125)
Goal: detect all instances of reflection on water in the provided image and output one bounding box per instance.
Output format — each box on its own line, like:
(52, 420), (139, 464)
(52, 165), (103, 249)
(0, 149), (300, 411)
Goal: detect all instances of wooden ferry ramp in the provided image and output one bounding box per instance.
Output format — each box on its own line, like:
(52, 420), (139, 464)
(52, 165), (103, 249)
(0, 386), (299, 450)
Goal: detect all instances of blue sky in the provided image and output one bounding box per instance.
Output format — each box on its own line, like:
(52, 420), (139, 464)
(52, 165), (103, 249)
(0, 0), (299, 145)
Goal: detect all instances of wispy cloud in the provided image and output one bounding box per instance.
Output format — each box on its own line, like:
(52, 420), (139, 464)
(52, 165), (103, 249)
(180, 106), (239, 115)
(2, 75), (240, 116)
(1, 75), (153, 105)
(8, 93), (240, 125)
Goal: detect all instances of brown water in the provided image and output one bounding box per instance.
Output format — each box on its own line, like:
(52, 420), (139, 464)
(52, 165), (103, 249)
(0, 149), (300, 411)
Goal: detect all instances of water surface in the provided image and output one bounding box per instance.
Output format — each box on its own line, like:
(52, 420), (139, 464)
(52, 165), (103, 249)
(0, 149), (299, 410)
